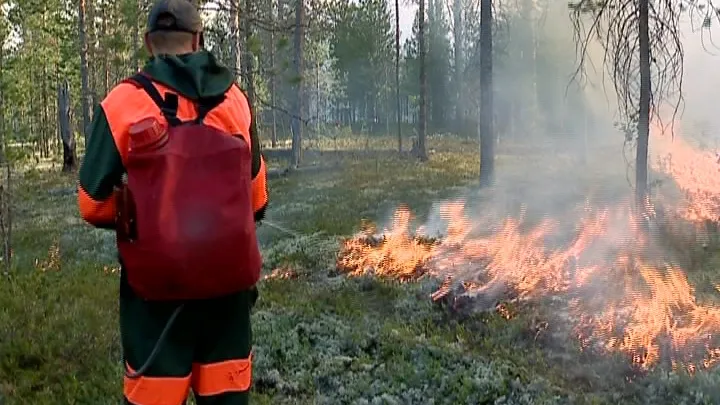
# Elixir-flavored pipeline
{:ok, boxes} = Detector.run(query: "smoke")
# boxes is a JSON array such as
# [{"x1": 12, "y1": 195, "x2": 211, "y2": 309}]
[
  {"x1": 358, "y1": 176, "x2": 716, "y2": 369},
  {"x1": 675, "y1": 19, "x2": 720, "y2": 148},
  {"x1": 342, "y1": 2, "x2": 720, "y2": 373}
]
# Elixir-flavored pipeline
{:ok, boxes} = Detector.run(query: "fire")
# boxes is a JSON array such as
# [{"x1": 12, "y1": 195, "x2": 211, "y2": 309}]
[
  {"x1": 338, "y1": 125, "x2": 720, "y2": 373},
  {"x1": 651, "y1": 123, "x2": 720, "y2": 223},
  {"x1": 336, "y1": 205, "x2": 437, "y2": 280}
]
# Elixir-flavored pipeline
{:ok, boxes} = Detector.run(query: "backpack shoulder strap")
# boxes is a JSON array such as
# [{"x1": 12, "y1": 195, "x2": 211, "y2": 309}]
[
  {"x1": 124, "y1": 73, "x2": 182, "y2": 127},
  {"x1": 195, "y1": 93, "x2": 226, "y2": 124}
]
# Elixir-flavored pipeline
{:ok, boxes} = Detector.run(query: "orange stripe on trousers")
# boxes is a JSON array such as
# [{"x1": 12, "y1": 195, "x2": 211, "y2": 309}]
[
  {"x1": 191, "y1": 352, "x2": 253, "y2": 397},
  {"x1": 123, "y1": 362, "x2": 191, "y2": 405}
]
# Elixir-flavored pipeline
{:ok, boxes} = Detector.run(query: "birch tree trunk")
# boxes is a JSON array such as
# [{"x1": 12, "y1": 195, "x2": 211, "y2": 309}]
[
  {"x1": 229, "y1": 0, "x2": 241, "y2": 82},
  {"x1": 243, "y1": 0, "x2": 256, "y2": 106},
  {"x1": 78, "y1": 0, "x2": 91, "y2": 142}
]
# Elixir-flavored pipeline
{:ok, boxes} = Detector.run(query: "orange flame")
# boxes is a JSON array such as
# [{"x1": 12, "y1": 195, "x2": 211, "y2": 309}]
[
  {"x1": 652, "y1": 122, "x2": 720, "y2": 223},
  {"x1": 338, "y1": 125, "x2": 720, "y2": 372},
  {"x1": 337, "y1": 205, "x2": 436, "y2": 280}
]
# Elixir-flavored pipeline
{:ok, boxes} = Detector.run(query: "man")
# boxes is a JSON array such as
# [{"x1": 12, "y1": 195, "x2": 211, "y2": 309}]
[{"x1": 77, "y1": 0, "x2": 268, "y2": 403}]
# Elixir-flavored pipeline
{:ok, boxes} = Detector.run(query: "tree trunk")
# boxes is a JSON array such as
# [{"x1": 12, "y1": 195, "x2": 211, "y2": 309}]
[
  {"x1": 41, "y1": 62, "x2": 49, "y2": 158},
  {"x1": 316, "y1": 58, "x2": 320, "y2": 132},
  {"x1": 0, "y1": 45, "x2": 7, "y2": 273},
  {"x1": 417, "y1": 0, "x2": 428, "y2": 161},
  {"x1": 453, "y1": 0, "x2": 463, "y2": 130},
  {"x1": 530, "y1": 2, "x2": 538, "y2": 134},
  {"x1": 0, "y1": 44, "x2": 5, "y2": 161},
  {"x1": 385, "y1": 67, "x2": 390, "y2": 136},
  {"x1": 101, "y1": 14, "x2": 109, "y2": 96},
  {"x1": 479, "y1": 0, "x2": 495, "y2": 187},
  {"x1": 636, "y1": 0, "x2": 650, "y2": 207},
  {"x1": 1, "y1": 164, "x2": 11, "y2": 273},
  {"x1": 291, "y1": 0, "x2": 304, "y2": 167},
  {"x1": 78, "y1": 0, "x2": 91, "y2": 143},
  {"x1": 229, "y1": 0, "x2": 241, "y2": 81},
  {"x1": 87, "y1": 0, "x2": 98, "y2": 110},
  {"x1": 243, "y1": 0, "x2": 256, "y2": 106},
  {"x1": 57, "y1": 80, "x2": 77, "y2": 173},
  {"x1": 395, "y1": 0, "x2": 402, "y2": 152},
  {"x1": 133, "y1": 0, "x2": 141, "y2": 71},
  {"x1": 269, "y1": 0, "x2": 278, "y2": 148},
  {"x1": 582, "y1": 105, "x2": 589, "y2": 165}
]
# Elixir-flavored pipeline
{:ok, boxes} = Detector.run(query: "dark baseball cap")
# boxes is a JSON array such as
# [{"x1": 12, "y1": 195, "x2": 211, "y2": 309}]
[{"x1": 147, "y1": 0, "x2": 203, "y2": 33}]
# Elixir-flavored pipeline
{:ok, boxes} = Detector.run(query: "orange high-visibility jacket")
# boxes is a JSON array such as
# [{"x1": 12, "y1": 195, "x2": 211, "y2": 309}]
[{"x1": 78, "y1": 77, "x2": 268, "y2": 228}]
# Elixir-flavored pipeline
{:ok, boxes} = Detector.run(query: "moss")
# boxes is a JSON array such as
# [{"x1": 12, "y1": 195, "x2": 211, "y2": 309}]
[{"x1": 3, "y1": 135, "x2": 720, "y2": 404}]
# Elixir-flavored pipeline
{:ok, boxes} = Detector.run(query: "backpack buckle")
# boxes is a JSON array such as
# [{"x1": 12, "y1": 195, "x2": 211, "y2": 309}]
[
  {"x1": 161, "y1": 106, "x2": 178, "y2": 117},
  {"x1": 161, "y1": 94, "x2": 182, "y2": 126}
]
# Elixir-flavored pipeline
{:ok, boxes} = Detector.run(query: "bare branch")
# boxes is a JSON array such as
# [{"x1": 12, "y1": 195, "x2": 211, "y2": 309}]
[{"x1": 567, "y1": 0, "x2": 698, "y2": 134}]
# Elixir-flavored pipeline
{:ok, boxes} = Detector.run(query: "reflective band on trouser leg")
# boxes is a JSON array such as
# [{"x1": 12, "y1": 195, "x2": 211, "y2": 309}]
[
  {"x1": 124, "y1": 362, "x2": 191, "y2": 405},
  {"x1": 191, "y1": 352, "x2": 253, "y2": 396}
]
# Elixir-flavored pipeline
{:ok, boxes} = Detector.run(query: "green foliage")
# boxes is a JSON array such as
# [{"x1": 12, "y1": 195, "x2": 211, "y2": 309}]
[
  {"x1": 426, "y1": 0, "x2": 452, "y2": 131},
  {"x1": 1, "y1": 0, "x2": 603, "y2": 166},
  {"x1": 401, "y1": 0, "x2": 453, "y2": 132},
  {"x1": 262, "y1": 233, "x2": 338, "y2": 276},
  {"x1": 0, "y1": 270, "x2": 121, "y2": 404},
  {"x1": 2, "y1": 0, "x2": 145, "y2": 164},
  {"x1": 328, "y1": 0, "x2": 394, "y2": 124}
]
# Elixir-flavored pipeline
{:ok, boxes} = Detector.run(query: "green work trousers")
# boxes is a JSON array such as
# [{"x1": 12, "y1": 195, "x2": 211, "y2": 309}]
[{"x1": 119, "y1": 272, "x2": 257, "y2": 405}]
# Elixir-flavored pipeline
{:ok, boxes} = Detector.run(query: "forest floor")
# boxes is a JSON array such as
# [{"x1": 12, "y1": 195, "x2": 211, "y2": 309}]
[{"x1": 2, "y1": 133, "x2": 720, "y2": 405}]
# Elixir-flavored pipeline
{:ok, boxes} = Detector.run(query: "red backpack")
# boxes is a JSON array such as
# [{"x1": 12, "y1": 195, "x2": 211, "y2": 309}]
[{"x1": 115, "y1": 73, "x2": 262, "y2": 301}]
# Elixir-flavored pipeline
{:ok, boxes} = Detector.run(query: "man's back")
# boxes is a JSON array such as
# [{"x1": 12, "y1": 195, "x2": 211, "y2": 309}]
[
  {"x1": 79, "y1": 50, "x2": 268, "y2": 229},
  {"x1": 77, "y1": 6, "x2": 267, "y2": 401}
]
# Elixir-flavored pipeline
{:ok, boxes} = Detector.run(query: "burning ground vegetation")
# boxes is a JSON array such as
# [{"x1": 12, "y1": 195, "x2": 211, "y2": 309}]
[{"x1": 337, "y1": 129, "x2": 720, "y2": 376}]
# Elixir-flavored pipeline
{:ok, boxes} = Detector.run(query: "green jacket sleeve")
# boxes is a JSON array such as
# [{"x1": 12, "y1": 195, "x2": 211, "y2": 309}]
[{"x1": 77, "y1": 105, "x2": 125, "y2": 228}]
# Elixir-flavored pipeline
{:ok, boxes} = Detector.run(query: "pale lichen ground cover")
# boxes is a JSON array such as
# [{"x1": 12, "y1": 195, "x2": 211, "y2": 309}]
[{"x1": 1, "y1": 134, "x2": 720, "y2": 404}]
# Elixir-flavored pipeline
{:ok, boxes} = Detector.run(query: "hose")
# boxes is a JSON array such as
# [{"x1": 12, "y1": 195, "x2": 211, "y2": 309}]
[
  {"x1": 124, "y1": 221, "x2": 297, "y2": 379},
  {"x1": 261, "y1": 220, "x2": 304, "y2": 238},
  {"x1": 125, "y1": 304, "x2": 185, "y2": 379}
]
